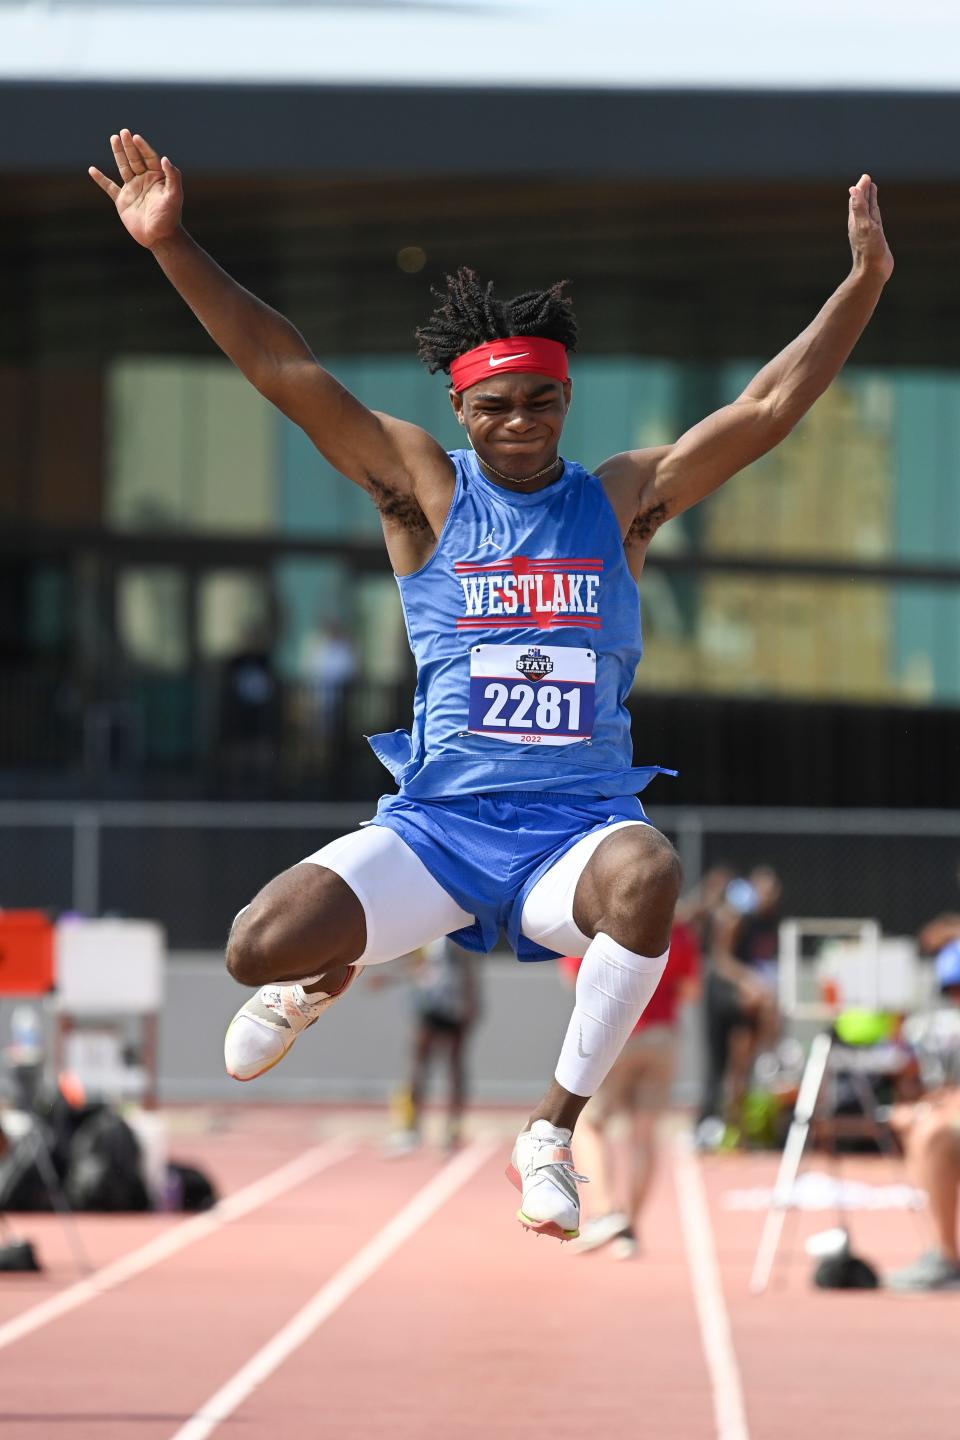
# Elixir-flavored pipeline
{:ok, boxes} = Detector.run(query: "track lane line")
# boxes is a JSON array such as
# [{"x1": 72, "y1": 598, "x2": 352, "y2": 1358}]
[
  {"x1": 169, "y1": 1140, "x2": 496, "y2": 1440},
  {"x1": 672, "y1": 1134, "x2": 750, "y2": 1440},
  {"x1": 0, "y1": 1137, "x2": 355, "y2": 1354}
]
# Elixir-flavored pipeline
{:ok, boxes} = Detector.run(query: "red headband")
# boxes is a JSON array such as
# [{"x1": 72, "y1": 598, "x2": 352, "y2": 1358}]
[{"x1": 448, "y1": 336, "x2": 569, "y2": 393}]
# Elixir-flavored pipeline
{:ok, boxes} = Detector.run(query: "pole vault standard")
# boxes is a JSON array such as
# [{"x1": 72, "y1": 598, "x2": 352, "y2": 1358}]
[{"x1": 749, "y1": 1032, "x2": 832, "y2": 1295}]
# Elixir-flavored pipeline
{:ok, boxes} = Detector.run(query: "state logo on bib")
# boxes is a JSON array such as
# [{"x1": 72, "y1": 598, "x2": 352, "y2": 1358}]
[
  {"x1": 467, "y1": 643, "x2": 595, "y2": 746},
  {"x1": 515, "y1": 647, "x2": 554, "y2": 682}
]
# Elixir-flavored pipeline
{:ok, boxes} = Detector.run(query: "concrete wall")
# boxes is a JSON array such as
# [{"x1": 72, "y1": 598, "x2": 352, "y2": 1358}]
[{"x1": 0, "y1": 953, "x2": 705, "y2": 1108}]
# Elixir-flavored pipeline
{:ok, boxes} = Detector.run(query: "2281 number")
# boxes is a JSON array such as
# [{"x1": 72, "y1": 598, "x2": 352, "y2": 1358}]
[{"x1": 480, "y1": 681, "x2": 582, "y2": 733}]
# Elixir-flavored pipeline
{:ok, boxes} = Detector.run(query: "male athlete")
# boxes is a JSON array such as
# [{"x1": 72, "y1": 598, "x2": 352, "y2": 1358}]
[{"x1": 91, "y1": 131, "x2": 893, "y2": 1240}]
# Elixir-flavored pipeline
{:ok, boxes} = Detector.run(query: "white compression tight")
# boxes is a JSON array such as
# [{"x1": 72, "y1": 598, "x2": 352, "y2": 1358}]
[{"x1": 554, "y1": 932, "x2": 670, "y2": 1097}]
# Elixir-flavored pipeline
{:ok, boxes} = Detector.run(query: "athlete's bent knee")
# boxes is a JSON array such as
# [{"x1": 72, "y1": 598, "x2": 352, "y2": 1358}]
[
  {"x1": 224, "y1": 899, "x2": 305, "y2": 987},
  {"x1": 224, "y1": 865, "x2": 362, "y2": 986},
  {"x1": 590, "y1": 830, "x2": 682, "y2": 952},
  {"x1": 225, "y1": 908, "x2": 274, "y2": 988},
  {"x1": 616, "y1": 833, "x2": 682, "y2": 911}
]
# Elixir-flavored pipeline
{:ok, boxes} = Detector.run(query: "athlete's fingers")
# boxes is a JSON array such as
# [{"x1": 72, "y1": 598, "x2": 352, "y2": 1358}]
[
  {"x1": 89, "y1": 165, "x2": 121, "y2": 201},
  {"x1": 119, "y1": 127, "x2": 146, "y2": 174},
  {"x1": 160, "y1": 154, "x2": 182, "y2": 197},
  {"x1": 849, "y1": 180, "x2": 870, "y2": 229},
  {"x1": 132, "y1": 132, "x2": 162, "y2": 169},
  {"x1": 110, "y1": 133, "x2": 134, "y2": 182}
]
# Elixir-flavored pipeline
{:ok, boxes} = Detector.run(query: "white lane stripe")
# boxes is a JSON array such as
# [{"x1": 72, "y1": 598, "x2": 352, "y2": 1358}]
[
  {"x1": 0, "y1": 1138, "x2": 354, "y2": 1354},
  {"x1": 169, "y1": 1140, "x2": 495, "y2": 1440},
  {"x1": 672, "y1": 1135, "x2": 750, "y2": 1440}
]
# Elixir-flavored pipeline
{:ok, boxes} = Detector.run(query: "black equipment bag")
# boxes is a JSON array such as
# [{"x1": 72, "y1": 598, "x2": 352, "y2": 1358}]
[{"x1": 64, "y1": 1110, "x2": 150, "y2": 1213}]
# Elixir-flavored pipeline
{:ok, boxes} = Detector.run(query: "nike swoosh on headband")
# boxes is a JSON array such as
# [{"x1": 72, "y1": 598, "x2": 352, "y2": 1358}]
[{"x1": 449, "y1": 337, "x2": 568, "y2": 392}]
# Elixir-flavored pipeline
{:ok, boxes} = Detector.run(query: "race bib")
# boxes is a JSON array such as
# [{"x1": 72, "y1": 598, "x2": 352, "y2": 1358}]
[{"x1": 467, "y1": 644, "x2": 596, "y2": 747}]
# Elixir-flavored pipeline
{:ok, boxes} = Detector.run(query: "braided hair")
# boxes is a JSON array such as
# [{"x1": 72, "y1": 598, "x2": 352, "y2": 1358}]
[{"x1": 416, "y1": 267, "x2": 578, "y2": 376}]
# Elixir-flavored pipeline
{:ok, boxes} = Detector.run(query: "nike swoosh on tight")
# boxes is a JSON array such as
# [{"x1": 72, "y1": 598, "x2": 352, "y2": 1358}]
[{"x1": 489, "y1": 352, "x2": 530, "y2": 366}]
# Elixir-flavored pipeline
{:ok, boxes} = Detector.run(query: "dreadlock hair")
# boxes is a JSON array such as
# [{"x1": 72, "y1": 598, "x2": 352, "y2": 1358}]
[{"x1": 415, "y1": 267, "x2": 578, "y2": 376}]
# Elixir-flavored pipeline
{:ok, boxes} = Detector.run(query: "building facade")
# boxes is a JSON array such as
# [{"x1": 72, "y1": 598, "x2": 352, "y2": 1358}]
[{"x1": 4, "y1": 6, "x2": 960, "y2": 806}]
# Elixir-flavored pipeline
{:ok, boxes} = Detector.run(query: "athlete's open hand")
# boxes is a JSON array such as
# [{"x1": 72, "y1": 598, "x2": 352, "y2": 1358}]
[
  {"x1": 88, "y1": 129, "x2": 183, "y2": 249},
  {"x1": 848, "y1": 173, "x2": 893, "y2": 281}
]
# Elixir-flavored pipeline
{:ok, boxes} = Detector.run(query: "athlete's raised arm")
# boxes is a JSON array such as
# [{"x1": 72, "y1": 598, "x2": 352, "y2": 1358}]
[
  {"x1": 89, "y1": 130, "x2": 453, "y2": 566},
  {"x1": 597, "y1": 174, "x2": 894, "y2": 562}
]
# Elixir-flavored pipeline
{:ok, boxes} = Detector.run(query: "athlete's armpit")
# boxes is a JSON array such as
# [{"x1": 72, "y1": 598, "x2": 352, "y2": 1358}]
[
  {"x1": 625, "y1": 502, "x2": 667, "y2": 548},
  {"x1": 367, "y1": 475, "x2": 434, "y2": 535},
  {"x1": 595, "y1": 446, "x2": 671, "y2": 542}
]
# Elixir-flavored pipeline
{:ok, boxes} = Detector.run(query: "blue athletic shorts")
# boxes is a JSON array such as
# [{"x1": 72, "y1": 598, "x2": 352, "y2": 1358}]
[{"x1": 368, "y1": 791, "x2": 650, "y2": 961}]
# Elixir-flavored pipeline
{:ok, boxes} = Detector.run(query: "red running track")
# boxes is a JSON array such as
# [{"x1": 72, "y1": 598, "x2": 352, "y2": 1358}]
[{"x1": 0, "y1": 1108, "x2": 956, "y2": 1439}]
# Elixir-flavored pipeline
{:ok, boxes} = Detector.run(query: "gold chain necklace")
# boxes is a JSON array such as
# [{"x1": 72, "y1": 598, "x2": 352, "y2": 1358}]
[{"x1": 476, "y1": 453, "x2": 563, "y2": 486}]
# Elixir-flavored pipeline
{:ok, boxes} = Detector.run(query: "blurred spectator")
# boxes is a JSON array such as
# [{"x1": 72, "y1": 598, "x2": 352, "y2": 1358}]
[
  {"x1": 385, "y1": 937, "x2": 480, "y2": 1156},
  {"x1": 916, "y1": 862, "x2": 960, "y2": 955},
  {"x1": 559, "y1": 921, "x2": 701, "y2": 1257},
  {"x1": 732, "y1": 866, "x2": 783, "y2": 999},
  {"x1": 676, "y1": 864, "x2": 733, "y2": 953},
  {"x1": 695, "y1": 865, "x2": 783, "y2": 1145},
  {"x1": 304, "y1": 619, "x2": 357, "y2": 738},
  {"x1": 886, "y1": 941, "x2": 960, "y2": 1292},
  {"x1": 218, "y1": 623, "x2": 281, "y2": 784}
]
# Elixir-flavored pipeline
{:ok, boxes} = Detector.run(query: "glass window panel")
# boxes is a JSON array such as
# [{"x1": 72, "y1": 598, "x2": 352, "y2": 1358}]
[
  {"x1": 198, "y1": 570, "x2": 273, "y2": 660},
  {"x1": 638, "y1": 571, "x2": 960, "y2": 705},
  {"x1": 353, "y1": 574, "x2": 407, "y2": 685},
  {"x1": 273, "y1": 557, "x2": 344, "y2": 680},
  {"x1": 193, "y1": 365, "x2": 276, "y2": 532},
  {"x1": 700, "y1": 367, "x2": 894, "y2": 561},
  {"x1": 690, "y1": 362, "x2": 960, "y2": 567},
  {"x1": 560, "y1": 357, "x2": 681, "y2": 473},
  {"x1": 893, "y1": 583, "x2": 960, "y2": 705},
  {"x1": 893, "y1": 371, "x2": 960, "y2": 565},
  {"x1": 104, "y1": 350, "x2": 960, "y2": 572},
  {"x1": 274, "y1": 556, "x2": 363, "y2": 765},
  {"x1": 273, "y1": 558, "x2": 406, "y2": 685},
  {"x1": 638, "y1": 572, "x2": 897, "y2": 702},
  {"x1": 26, "y1": 562, "x2": 70, "y2": 655},
  {"x1": 278, "y1": 416, "x2": 376, "y2": 542},
  {"x1": 108, "y1": 358, "x2": 190, "y2": 529},
  {"x1": 107, "y1": 357, "x2": 276, "y2": 533},
  {"x1": 116, "y1": 567, "x2": 187, "y2": 672}
]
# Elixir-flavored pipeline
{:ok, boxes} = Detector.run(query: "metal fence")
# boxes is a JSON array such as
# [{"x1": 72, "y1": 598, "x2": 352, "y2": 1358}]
[{"x1": 2, "y1": 801, "x2": 960, "y2": 951}]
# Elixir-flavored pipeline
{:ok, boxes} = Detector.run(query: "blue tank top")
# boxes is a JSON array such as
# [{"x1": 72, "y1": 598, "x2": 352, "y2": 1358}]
[{"x1": 367, "y1": 448, "x2": 674, "y2": 799}]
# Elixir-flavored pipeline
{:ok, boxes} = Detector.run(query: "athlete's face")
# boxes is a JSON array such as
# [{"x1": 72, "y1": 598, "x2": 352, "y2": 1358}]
[{"x1": 451, "y1": 373, "x2": 571, "y2": 488}]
